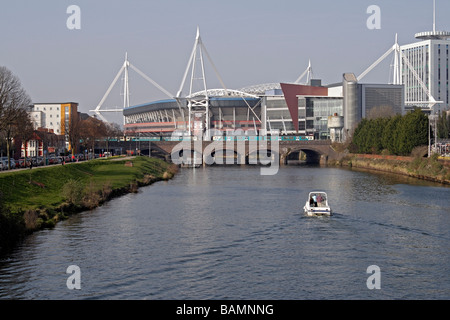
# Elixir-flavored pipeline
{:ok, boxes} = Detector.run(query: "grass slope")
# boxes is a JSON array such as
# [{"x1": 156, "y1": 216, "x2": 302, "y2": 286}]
[{"x1": 0, "y1": 156, "x2": 172, "y2": 212}]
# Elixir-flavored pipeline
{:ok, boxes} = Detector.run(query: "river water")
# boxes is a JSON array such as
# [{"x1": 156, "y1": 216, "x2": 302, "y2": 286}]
[{"x1": 0, "y1": 165, "x2": 449, "y2": 300}]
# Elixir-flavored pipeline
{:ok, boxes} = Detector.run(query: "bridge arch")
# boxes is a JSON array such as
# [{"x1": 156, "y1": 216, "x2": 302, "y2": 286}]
[
  {"x1": 283, "y1": 146, "x2": 327, "y2": 164},
  {"x1": 169, "y1": 142, "x2": 203, "y2": 165},
  {"x1": 246, "y1": 148, "x2": 279, "y2": 166},
  {"x1": 204, "y1": 148, "x2": 243, "y2": 165}
]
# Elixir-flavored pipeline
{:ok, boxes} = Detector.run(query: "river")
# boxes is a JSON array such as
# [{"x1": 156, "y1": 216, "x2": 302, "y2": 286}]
[{"x1": 0, "y1": 165, "x2": 449, "y2": 300}]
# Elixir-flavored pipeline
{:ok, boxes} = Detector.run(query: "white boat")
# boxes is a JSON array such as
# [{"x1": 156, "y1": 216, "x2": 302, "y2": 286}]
[{"x1": 303, "y1": 191, "x2": 332, "y2": 216}]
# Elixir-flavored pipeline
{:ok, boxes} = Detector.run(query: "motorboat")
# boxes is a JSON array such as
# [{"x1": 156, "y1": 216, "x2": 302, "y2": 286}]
[{"x1": 303, "y1": 191, "x2": 332, "y2": 216}]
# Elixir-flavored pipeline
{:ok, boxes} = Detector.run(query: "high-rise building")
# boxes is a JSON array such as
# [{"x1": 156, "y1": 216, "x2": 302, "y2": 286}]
[
  {"x1": 399, "y1": 1, "x2": 450, "y2": 113},
  {"x1": 400, "y1": 36, "x2": 449, "y2": 113}
]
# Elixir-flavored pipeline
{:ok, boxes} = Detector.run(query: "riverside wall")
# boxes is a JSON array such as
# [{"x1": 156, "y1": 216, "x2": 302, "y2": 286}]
[{"x1": 329, "y1": 153, "x2": 450, "y2": 185}]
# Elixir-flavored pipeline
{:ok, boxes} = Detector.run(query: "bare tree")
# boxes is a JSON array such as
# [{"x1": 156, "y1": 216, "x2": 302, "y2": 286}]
[
  {"x1": 79, "y1": 116, "x2": 107, "y2": 155},
  {"x1": 367, "y1": 105, "x2": 395, "y2": 120},
  {"x1": 67, "y1": 112, "x2": 81, "y2": 155},
  {"x1": 16, "y1": 112, "x2": 35, "y2": 161},
  {"x1": 0, "y1": 66, "x2": 32, "y2": 169},
  {"x1": 104, "y1": 122, "x2": 123, "y2": 154}
]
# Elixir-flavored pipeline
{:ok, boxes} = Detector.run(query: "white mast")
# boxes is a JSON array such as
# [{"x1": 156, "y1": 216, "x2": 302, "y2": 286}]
[
  {"x1": 177, "y1": 27, "x2": 228, "y2": 139},
  {"x1": 393, "y1": 34, "x2": 400, "y2": 85},
  {"x1": 91, "y1": 53, "x2": 173, "y2": 123},
  {"x1": 433, "y1": 0, "x2": 436, "y2": 33},
  {"x1": 123, "y1": 52, "x2": 130, "y2": 111},
  {"x1": 295, "y1": 59, "x2": 313, "y2": 85}
]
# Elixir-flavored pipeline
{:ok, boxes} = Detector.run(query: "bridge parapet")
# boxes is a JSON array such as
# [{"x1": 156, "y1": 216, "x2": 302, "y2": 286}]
[{"x1": 150, "y1": 139, "x2": 340, "y2": 165}]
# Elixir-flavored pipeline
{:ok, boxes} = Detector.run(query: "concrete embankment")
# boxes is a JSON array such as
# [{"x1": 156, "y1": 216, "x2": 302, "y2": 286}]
[
  {"x1": 329, "y1": 153, "x2": 450, "y2": 185},
  {"x1": 0, "y1": 156, "x2": 177, "y2": 255}
]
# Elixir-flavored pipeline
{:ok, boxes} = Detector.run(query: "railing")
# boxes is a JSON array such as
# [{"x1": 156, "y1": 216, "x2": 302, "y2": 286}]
[{"x1": 127, "y1": 135, "x2": 318, "y2": 142}]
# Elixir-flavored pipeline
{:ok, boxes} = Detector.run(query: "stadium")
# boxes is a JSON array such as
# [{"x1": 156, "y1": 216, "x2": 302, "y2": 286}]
[
  {"x1": 123, "y1": 91, "x2": 265, "y2": 139},
  {"x1": 91, "y1": 16, "x2": 449, "y2": 142}
]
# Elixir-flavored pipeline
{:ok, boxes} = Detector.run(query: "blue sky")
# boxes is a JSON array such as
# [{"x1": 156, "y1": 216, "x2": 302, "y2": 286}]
[{"x1": 1, "y1": 0, "x2": 448, "y2": 123}]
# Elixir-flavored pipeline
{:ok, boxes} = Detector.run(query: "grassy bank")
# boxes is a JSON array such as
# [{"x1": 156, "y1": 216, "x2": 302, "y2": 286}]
[
  {"x1": 330, "y1": 153, "x2": 450, "y2": 185},
  {"x1": 0, "y1": 156, "x2": 177, "y2": 254}
]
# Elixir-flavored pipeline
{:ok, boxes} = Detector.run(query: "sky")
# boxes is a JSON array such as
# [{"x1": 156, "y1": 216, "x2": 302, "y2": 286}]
[{"x1": 1, "y1": 0, "x2": 449, "y2": 124}]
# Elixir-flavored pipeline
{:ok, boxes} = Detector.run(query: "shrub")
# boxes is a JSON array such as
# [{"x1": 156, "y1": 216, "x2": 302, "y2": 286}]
[
  {"x1": 101, "y1": 182, "x2": 113, "y2": 201},
  {"x1": 62, "y1": 179, "x2": 84, "y2": 206},
  {"x1": 82, "y1": 180, "x2": 102, "y2": 209},
  {"x1": 23, "y1": 210, "x2": 40, "y2": 230},
  {"x1": 129, "y1": 181, "x2": 138, "y2": 193}
]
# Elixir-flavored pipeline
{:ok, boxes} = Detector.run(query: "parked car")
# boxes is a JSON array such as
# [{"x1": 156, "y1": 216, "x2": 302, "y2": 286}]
[
  {"x1": 18, "y1": 158, "x2": 25, "y2": 168},
  {"x1": 37, "y1": 157, "x2": 44, "y2": 166},
  {"x1": 49, "y1": 156, "x2": 59, "y2": 164},
  {"x1": 0, "y1": 158, "x2": 16, "y2": 170},
  {"x1": 18, "y1": 158, "x2": 33, "y2": 168}
]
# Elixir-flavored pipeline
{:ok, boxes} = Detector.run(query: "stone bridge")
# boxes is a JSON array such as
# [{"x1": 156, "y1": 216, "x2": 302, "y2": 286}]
[{"x1": 148, "y1": 140, "x2": 340, "y2": 165}]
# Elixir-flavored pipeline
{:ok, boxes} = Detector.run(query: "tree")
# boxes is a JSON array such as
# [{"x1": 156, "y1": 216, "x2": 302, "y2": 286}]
[
  {"x1": 352, "y1": 118, "x2": 370, "y2": 153},
  {"x1": 79, "y1": 116, "x2": 108, "y2": 155},
  {"x1": 104, "y1": 122, "x2": 123, "y2": 155},
  {"x1": 437, "y1": 111, "x2": 449, "y2": 139},
  {"x1": 16, "y1": 112, "x2": 35, "y2": 161},
  {"x1": 367, "y1": 105, "x2": 395, "y2": 120},
  {"x1": 395, "y1": 108, "x2": 428, "y2": 155},
  {"x1": 67, "y1": 112, "x2": 81, "y2": 155},
  {"x1": 352, "y1": 108, "x2": 429, "y2": 156},
  {"x1": 0, "y1": 66, "x2": 32, "y2": 169},
  {"x1": 352, "y1": 117, "x2": 389, "y2": 154},
  {"x1": 381, "y1": 114, "x2": 401, "y2": 154}
]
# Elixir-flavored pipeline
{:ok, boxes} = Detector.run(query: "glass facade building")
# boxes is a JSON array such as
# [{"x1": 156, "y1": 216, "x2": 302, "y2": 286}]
[
  {"x1": 304, "y1": 97, "x2": 343, "y2": 140},
  {"x1": 264, "y1": 95, "x2": 343, "y2": 139}
]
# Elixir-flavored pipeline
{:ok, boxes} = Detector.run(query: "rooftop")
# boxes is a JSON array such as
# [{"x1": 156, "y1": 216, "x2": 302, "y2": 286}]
[{"x1": 415, "y1": 30, "x2": 450, "y2": 40}]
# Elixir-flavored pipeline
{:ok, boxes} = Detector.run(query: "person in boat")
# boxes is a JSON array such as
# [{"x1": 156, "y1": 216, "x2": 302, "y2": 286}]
[
  {"x1": 316, "y1": 193, "x2": 323, "y2": 206},
  {"x1": 312, "y1": 194, "x2": 317, "y2": 207}
]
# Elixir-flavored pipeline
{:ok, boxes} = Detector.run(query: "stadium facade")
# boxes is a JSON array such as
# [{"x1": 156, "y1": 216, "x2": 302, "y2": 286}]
[{"x1": 123, "y1": 77, "x2": 404, "y2": 141}]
